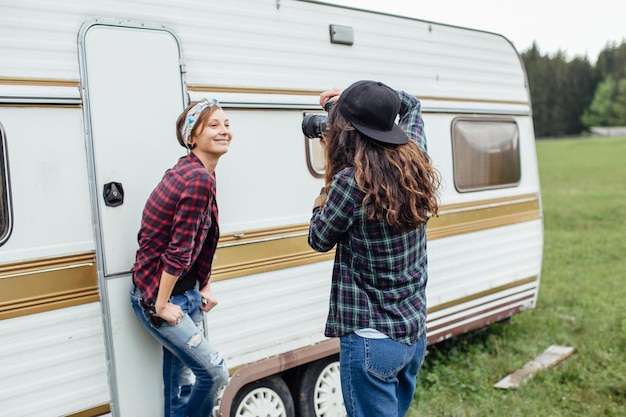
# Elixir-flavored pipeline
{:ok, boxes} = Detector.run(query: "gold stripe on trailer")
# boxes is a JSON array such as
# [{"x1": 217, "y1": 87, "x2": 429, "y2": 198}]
[
  {"x1": 188, "y1": 84, "x2": 529, "y2": 106},
  {"x1": 0, "y1": 78, "x2": 529, "y2": 107},
  {"x1": 0, "y1": 78, "x2": 528, "y2": 107},
  {"x1": 0, "y1": 252, "x2": 98, "y2": 320},
  {"x1": 425, "y1": 276, "x2": 539, "y2": 344},
  {"x1": 427, "y1": 193, "x2": 541, "y2": 240},
  {"x1": 211, "y1": 224, "x2": 335, "y2": 282},
  {"x1": 65, "y1": 404, "x2": 111, "y2": 417},
  {"x1": 0, "y1": 77, "x2": 82, "y2": 108},
  {"x1": 211, "y1": 193, "x2": 541, "y2": 281},
  {"x1": 0, "y1": 77, "x2": 79, "y2": 87},
  {"x1": 427, "y1": 275, "x2": 539, "y2": 315},
  {"x1": 0, "y1": 193, "x2": 540, "y2": 316}
]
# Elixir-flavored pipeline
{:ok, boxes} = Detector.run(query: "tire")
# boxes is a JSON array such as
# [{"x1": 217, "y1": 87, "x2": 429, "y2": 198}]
[
  {"x1": 231, "y1": 376, "x2": 295, "y2": 417},
  {"x1": 296, "y1": 356, "x2": 347, "y2": 417}
]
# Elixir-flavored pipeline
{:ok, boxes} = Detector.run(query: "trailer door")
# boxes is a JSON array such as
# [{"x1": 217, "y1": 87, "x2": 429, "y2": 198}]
[{"x1": 79, "y1": 20, "x2": 186, "y2": 416}]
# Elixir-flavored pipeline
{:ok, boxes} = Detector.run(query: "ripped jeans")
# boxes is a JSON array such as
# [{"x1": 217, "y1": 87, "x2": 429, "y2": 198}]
[{"x1": 130, "y1": 287, "x2": 229, "y2": 417}]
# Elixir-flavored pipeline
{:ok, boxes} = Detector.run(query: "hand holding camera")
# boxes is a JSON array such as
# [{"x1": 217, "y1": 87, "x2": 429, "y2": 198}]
[{"x1": 301, "y1": 88, "x2": 343, "y2": 140}]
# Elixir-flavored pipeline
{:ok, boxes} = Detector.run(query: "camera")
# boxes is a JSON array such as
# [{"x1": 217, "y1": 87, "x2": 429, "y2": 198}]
[{"x1": 302, "y1": 100, "x2": 334, "y2": 139}]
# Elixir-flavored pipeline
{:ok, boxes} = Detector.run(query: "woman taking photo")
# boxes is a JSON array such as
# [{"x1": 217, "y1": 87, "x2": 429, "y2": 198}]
[{"x1": 308, "y1": 80, "x2": 440, "y2": 417}]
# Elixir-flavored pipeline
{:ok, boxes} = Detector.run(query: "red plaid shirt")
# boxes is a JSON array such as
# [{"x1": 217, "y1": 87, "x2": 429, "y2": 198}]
[{"x1": 132, "y1": 153, "x2": 219, "y2": 306}]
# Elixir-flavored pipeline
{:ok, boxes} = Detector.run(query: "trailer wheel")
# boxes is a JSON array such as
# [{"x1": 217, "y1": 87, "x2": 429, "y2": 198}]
[
  {"x1": 296, "y1": 356, "x2": 346, "y2": 417},
  {"x1": 231, "y1": 376, "x2": 295, "y2": 417}
]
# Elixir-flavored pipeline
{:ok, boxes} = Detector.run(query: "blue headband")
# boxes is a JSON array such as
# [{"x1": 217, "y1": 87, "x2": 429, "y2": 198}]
[{"x1": 180, "y1": 99, "x2": 220, "y2": 146}]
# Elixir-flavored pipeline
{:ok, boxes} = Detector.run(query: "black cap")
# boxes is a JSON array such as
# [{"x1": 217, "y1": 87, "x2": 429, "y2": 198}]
[{"x1": 336, "y1": 80, "x2": 408, "y2": 145}]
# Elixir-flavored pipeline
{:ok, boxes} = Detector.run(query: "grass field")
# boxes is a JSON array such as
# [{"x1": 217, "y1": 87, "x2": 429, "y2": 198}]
[{"x1": 409, "y1": 136, "x2": 626, "y2": 416}]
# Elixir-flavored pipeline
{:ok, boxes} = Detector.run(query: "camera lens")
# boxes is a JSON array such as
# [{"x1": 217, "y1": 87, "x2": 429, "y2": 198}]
[
  {"x1": 302, "y1": 114, "x2": 328, "y2": 139},
  {"x1": 302, "y1": 100, "x2": 334, "y2": 139}
]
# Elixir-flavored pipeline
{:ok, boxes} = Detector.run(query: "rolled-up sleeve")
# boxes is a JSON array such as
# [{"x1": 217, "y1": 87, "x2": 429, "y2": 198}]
[
  {"x1": 308, "y1": 171, "x2": 356, "y2": 252},
  {"x1": 162, "y1": 174, "x2": 210, "y2": 276},
  {"x1": 397, "y1": 90, "x2": 427, "y2": 153}
]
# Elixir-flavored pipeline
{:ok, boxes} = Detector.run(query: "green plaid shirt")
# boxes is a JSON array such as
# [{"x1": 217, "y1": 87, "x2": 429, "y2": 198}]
[{"x1": 308, "y1": 91, "x2": 428, "y2": 345}]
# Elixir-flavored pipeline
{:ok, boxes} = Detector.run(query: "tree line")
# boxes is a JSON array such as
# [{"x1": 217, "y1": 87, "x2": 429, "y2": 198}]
[{"x1": 521, "y1": 40, "x2": 626, "y2": 138}]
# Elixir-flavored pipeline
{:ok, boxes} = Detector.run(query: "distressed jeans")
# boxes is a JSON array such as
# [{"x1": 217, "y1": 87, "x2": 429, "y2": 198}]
[
  {"x1": 340, "y1": 333, "x2": 427, "y2": 417},
  {"x1": 130, "y1": 287, "x2": 229, "y2": 417}
]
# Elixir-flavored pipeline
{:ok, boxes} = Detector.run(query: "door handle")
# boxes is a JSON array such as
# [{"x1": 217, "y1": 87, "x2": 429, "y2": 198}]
[{"x1": 103, "y1": 182, "x2": 124, "y2": 207}]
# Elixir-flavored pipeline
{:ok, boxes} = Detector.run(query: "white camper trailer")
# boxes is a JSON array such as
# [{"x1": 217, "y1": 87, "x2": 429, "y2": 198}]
[{"x1": 0, "y1": 1, "x2": 543, "y2": 416}]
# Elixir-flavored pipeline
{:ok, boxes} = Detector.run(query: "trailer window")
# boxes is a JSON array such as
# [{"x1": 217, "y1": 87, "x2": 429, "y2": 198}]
[
  {"x1": 0, "y1": 123, "x2": 12, "y2": 246},
  {"x1": 452, "y1": 118, "x2": 521, "y2": 192},
  {"x1": 303, "y1": 111, "x2": 326, "y2": 178}
]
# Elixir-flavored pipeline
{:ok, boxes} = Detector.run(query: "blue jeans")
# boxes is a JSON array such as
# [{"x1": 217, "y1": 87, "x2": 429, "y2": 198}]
[
  {"x1": 340, "y1": 333, "x2": 427, "y2": 417},
  {"x1": 130, "y1": 287, "x2": 229, "y2": 417}
]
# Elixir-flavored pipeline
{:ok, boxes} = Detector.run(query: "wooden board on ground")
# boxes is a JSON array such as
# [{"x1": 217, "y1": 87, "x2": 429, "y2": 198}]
[{"x1": 494, "y1": 345, "x2": 575, "y2": 389}]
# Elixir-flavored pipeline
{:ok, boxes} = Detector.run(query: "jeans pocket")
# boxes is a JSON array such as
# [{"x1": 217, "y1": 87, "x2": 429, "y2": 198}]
[
  {"x1": 189, "y1": 288, "x2": 202, "y2": 307},
  {"x1": 130, "y1": 288, "x2": 164, "y2": 329},
  {"x1": 365, "y1": 338, "x2": 414, "y2": 379}
]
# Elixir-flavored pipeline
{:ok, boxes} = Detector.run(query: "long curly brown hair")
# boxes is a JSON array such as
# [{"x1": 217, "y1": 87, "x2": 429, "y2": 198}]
[{"x1": 324, "y1": 108, "x2": 440, "y2": 231}]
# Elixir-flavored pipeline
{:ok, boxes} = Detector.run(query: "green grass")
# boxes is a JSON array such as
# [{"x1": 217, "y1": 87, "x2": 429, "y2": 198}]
[{"x1": 409, "y1": 136, "x2": 626, "y2": 416}]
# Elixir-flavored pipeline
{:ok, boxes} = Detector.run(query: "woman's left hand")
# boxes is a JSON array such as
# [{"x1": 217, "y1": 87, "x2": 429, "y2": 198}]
[
  {"x1": 320, "y1": 87, "x2": 342, "y2": 108},
  {"x1": 199, "y1": 284, "x2": 218, "y2": 312}
]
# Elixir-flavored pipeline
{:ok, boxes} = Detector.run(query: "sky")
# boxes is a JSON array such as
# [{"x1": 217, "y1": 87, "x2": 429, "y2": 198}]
[{"x1": 328, "y1": 0, "x2": 626, "y2": 62}]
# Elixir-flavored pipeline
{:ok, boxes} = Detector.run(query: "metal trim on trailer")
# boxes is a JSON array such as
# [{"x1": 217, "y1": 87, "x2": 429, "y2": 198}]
[
  {"x1": 0, "y1": 122, "x2": 13, "y2": 247},
  {"x1": 0, "y1": 78, "x2": 82, "y2": 106},
  {"x1": 0, "y1": 78, "x2": 531, "y2": 115},
  {"x1": 189, "y1": 84, "x2": 530, "y2": 106},
  {"x1": 77, "y1": 19, "x2": 188, "y2": 417}
]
